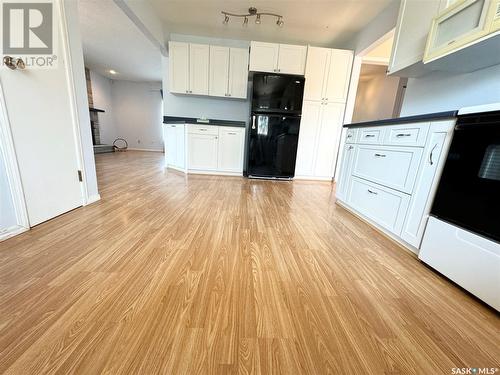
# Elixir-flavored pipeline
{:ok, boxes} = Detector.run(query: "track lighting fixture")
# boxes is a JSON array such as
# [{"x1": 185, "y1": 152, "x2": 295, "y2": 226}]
[{"x1": 221, "y1": 7, "x2": 284, "y2": 27}]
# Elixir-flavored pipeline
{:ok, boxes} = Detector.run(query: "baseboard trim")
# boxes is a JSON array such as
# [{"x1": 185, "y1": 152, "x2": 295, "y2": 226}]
[
  {"x1": 294, "y1": 175, "x2": 334, "y2": 181},
  {"x1": 188, "y1": 170, "x2": 243, "y2": 177},
  {"x1": 127, "y1": 148, "x2": 163, "y2": 153},
  {"x1": 85, "y1": 194, "x2": 101, "y2": 205},
  {"x1": 0, "y1": 225, "x2": 29, "y2": 242}
]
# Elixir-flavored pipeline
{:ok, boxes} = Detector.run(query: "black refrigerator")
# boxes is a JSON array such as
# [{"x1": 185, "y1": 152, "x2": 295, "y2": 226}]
[{"x1": 246, "y1": 73, "x2": 305, "y2": 179}]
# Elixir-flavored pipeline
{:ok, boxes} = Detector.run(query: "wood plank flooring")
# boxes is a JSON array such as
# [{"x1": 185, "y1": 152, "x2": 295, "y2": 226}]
[{"x1": 0, "y1": 151, "x2": 498, "y2": 374}]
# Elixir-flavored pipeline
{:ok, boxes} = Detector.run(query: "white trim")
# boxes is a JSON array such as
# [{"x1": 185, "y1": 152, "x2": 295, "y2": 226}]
[
  {"x1": 458, "y1": 102, "x2": 500, "y2": 115},
  {"x1": 361, "y1": 57, "x2": 390, "y2": 65},
  {"x1": 0, "y1": 225, "x2": 29, "y2": 242},
  {"x1": 127, "y1": 148, "x2": 164, "y2": 152},
  {"x1": 85, "y1": 194, "x2": 101, "y2": 205},
  {"x1": 187, "y1": 170, "x2": 242, "y2": 177},
  {"x1": 166, "y1": 165, "x2": 187, "y2": 173},
  {"x1": 0, "y1": 80, "x2": 30, "y2": 231},
  {"x1": 294, "y1": 176, "x2": 333, "y2": 181},
  {"x1": 58, "y1": 0, "x2": 90, "y2": 206}
]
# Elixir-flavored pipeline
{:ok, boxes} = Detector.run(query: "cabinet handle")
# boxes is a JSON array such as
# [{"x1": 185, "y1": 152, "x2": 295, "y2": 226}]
[
  {"x1": 228, "y1": 93, "x2": 231, "y2": 97},
  {"x1": 365, "y1": 134, "x2": 376, "y2": 138},
  {"x1": 171, "y1": 125, "x2": 176, "y2": 128},
  {"x1": 429, "y1": 144, "x2": 438, "y2": 166},
  {"x1": 374, "y1": 153, "x2": 386, "y2": 158},
  {"x1": 186, "y1": 90, "x2": 189, "y2": 93},
  {"x1": 325, "y1": 98, "x2": 328, "y2": 101},
  {"x1": 367, "y1": 189, "x2": 378, "y2": 195},
  {"x1": 396, "y1": 133, "x2": 411, "y2": 137},
  {"x1": 252, "y1": 115, "x2": 256, "y2": 130},
  {"x1": 347, "y1": 134, "x2": 352, "y2": 138},
  {"x1": 199, "y1": 128, "x2": 208, "y2": 131},
  {"x1": 348, "y1": 146, "x2": 354, "y2": 150},
  {"x1": 227, "y1": 132, "x2": 237, "y2": 135},
  {"x1": 215, "y1": 136, "x2": 218, "y2": 139}
]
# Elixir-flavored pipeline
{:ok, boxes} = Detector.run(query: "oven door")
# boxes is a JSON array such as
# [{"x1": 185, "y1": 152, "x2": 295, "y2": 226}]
[{"x1": 431, "y1": 111, "x2": 500, "y2": 243}]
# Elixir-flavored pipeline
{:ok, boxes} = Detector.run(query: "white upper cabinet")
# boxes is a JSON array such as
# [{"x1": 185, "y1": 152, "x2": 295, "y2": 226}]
[
  {"x1": 277, "y1": 44, "x2": 308, "y2": 75},
  {"x1": 249, "y1": 41, "x2": 280, "y2": 72},
  {"x1": 228, "y1": 48, "x2": 249, "y2": 99},
  {"x1": 209, "y1": 46, "x2": 230, "y2": 97},
  {"x1": 388, "y1": 0, "x2": 443, "y2": 77},
  {"x1": 169, "y1": 42, "x2": 190, "y2": 94},
  {"x1": 303, "y1": 47, "x2": 353, "y2": 103},
  {"x1": 324, "y1": 50, "x2": 353, "y2": 103},
  {"x1": 249, "y1": 41, "x2": 307, "y2": 75},
  {"x1": 303, "y1": 47, "x2": 330, "y2": 101},
  {"x1": 170, "y1": 42, "x2": 248, "y2": 98},
  {"x1": 189, "y1": 44, "x2": 210, "y2": 95}
]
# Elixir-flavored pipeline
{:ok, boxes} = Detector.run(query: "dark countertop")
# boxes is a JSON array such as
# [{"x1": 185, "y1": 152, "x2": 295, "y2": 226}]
[
  {"x1": 343, "y1": 110, "x2": 457, "y2": 128},
  {"x1": 163, "y1": 116, "x2": 246, "y2": 128}
]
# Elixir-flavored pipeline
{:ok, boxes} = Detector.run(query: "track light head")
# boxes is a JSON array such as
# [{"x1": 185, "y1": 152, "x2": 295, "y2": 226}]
[
  {"x1": 243, "y1": 16, "x2": 248, "y2": 26},
  {"x1": 255, "y1": 14, "x2": 261, "y2": 24},
  {"x1": 277, "y1": 17, "x2": 284, "y2": 27},
  {"x1": 223, "y1": 14, "x2": 229, "y2": 24}
]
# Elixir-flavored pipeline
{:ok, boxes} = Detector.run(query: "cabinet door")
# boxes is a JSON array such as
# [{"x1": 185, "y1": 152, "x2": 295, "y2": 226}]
[
  {"x1": 295, "y1": 101, "x2": 322, "y2": 176},
  {"x1": 314, "y1": 102, "x2": 345, "y2": 177},
  {"x1": 209, "y1": 46, "x2": 230, "y2": 97},
  {"x1": 218, "y1": 127, "x2": 245, "y2": 172},
  {"x1": 189, "y1": 43, "x2": 210, "y2": 95},
  {"x1": 175, "y1": 125, "x2": 186, "y2": 169},
  {"x1": 228, "y1": 48, "x2": 249, "y2": 99},
  {"x1": 168, "y1": 42, "x2": 189, "y2": 94},
  {"x1": 336, "y1": 143, "x2": 356, "y2": 201},
  {"x1": 249, "y1": 41, "x2": 279, "y2": 72},
  {"x1": 277, "y1": 44, "x2": 307, "y2": 75},
  {"x1": 188, "y1": 133, "x2": 218, "y2": 170},
  {"x1": 401, "y1": 122, "x2": 452, "y2": 248},
  {"x1": 323, "y1": 50, "x2": 353, "y2": 103},
  {"x1": 165, "y1": 124, "x2": 178, "y2": 167},
  {"x1": 388, "y1": 0, "x2": 442, "y2": 74},
  {"x1": 303, "y1": 46, "x2": 330, "y2": 101}
]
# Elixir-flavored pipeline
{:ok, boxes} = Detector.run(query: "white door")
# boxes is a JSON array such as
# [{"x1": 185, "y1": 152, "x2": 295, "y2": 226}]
[
  {"x1": 168, "y1": 42, "x2": 190, "y2": 94},
  {"x1": 175, "y1": 125, "x2": 186, "y2": 169},
  {"x1": 277, "y1": 44, "x2": 307, "y2": 75},
  {"x1": 209, "y1": 46, "x2": 230, "y2": 97},
  {"x1": 218, "y1": 127, "x2": 245, "y2": 172},
  {"x1": 165, "y1": 125, "x2": 178, "y2": 167},
  {"x1": 314, "y1": 103, "x2": 345, "y2": 177},
  {"x1": 249, "y1": 41, "x2": 279, "y2": 72},
  {"x1": 1, "y1": 60, "x2": 83, "y2": 226},
  {"x1": 303, "y1": 47, "x2": 330, "y2": 101},
  {"x1": 189, "y1": 43, "x2": 210, "y2": 95},
  {"x1": 295, "y1": 101, "x2": 322, "y2": 176},
  {"x1": 324, "y1": 50, "x2": 353, "y2": 103},
  {"x1": 228, "y1": 48, "x2": 249, "y2": 99},
  {"x1": 188, "y1": 134, "x2": 218, "y2": 170}
]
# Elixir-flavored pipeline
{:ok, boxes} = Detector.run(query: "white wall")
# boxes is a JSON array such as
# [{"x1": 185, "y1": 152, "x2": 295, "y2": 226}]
[
  {"x1": 162, "y1": 34, "x2": 251, "y2": 123},
  {"x1": 400, "y1": 64, "x2": 500, "y2": 116},
  {"x1": 111, "y1": 80, "x2": 163, "y2": 151},
  {"x1": 90, "y1": 70, "x2": 116, "y2": 145},
  {"x1": 352, "y1": 64, "x2": 401, "y2": 122}
]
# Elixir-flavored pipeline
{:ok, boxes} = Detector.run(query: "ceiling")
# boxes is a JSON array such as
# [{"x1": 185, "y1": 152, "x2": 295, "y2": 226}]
[
  {"x1": 147, "y1": 0, "x2": 394, "y2": 47},
  {"x1": 78, "y1": 0, "x2": 162, "y2": 82}
]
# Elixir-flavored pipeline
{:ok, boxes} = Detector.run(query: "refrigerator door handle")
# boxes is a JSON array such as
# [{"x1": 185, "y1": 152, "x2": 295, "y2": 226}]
[{"x1": 252, "y1": 115, "x2": 256, "y2": 130}]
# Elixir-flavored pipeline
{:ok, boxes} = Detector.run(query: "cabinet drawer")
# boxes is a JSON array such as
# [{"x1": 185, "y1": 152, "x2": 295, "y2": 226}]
[
  {"x1": 357, "y1": 128, "x2": 385, "y2": 144},
  {"x1": 383, "y1": 123, "x2": 429, "y2": 147},
  {"x1": 352, "y1": 145, "x2": 423, "y2": 194},
  {"x1": 347, "y1": 177, "x2": 410, "y2": 235},
  {"x1": 219, "y1": 126, "x2": 245, "y2": 136},
  {"x1": 188, "y1": 124, "x2": 219, "y2": 135},
  {"x1": 345, "y1": 128, "x2": 357, "y2": 144}
]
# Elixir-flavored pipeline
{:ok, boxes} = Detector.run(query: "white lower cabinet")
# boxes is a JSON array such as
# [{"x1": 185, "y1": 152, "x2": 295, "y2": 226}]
[
  {"x1": 295, "y1": 101, "x2": 345, "y2": 179},
  {"x1": 164, "y1": 124, "x2": 245, "y2": 175},
  {"x1": 164, "y1": 124, "x2": 186, "y2": 171},
  {"x1": 217, "y1": 127, "x2": 245, "y2": 173},
  {"x1": 336, "y1": 120, "x2": 455, "y2": 252},
  {"x1": 188, "y1": 133, "x2": 219, "y2": 171},
  {"x1": 347, "y1": 177, "x2": 410, "y2": 235}
]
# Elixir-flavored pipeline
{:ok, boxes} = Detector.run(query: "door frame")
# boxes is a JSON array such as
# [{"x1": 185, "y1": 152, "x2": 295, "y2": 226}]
[
  {"x1": 0, "y1": 82, "x2": 30, "y2": 241},
  {"x1": 334, "y1": 28, "x2": 395, "y2": 182}
]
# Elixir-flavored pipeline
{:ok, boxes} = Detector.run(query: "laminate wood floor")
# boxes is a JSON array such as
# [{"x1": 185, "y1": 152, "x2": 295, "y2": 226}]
[{"x1": 0, "y1": 151, "x2": 498, "y2": 374}]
